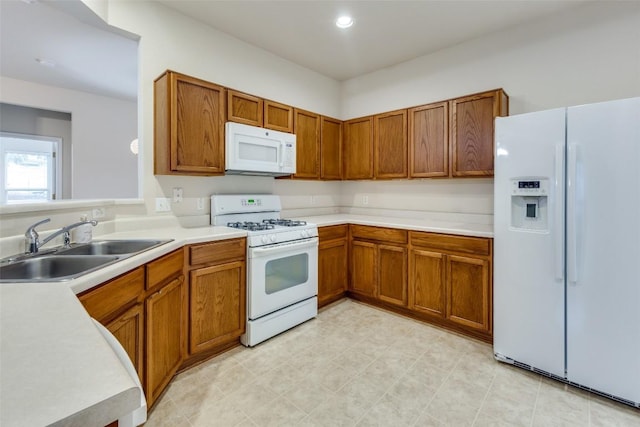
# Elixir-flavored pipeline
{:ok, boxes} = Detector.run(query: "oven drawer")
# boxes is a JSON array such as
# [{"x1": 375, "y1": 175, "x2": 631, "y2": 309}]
[{"x1": 189, "y1": 238, "x2": 246, "y2": 266}]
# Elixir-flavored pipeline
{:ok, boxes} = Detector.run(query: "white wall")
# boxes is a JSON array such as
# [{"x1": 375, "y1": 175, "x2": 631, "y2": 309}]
[
  {"x1": 338, "y1": 1, "x2": 640, "y2": 219},
  {"x1": 0, "y1": 77, "x2": 138, "y2": 199},
  {"x1": 106, "y1": 1, "x2": 342, "y2": 218}
]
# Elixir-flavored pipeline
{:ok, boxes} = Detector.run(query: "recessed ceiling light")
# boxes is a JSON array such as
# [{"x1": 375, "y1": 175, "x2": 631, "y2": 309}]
[
  {"x1": 336, "y1": 15, "x2": 354, "y2": 29},
  {"x1": 35, "y1": 58, "x2": 56, "y2": 68}
]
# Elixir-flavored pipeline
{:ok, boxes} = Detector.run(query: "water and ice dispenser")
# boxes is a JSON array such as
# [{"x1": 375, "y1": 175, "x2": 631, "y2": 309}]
[{"x1": 510, "y1": 178, "x2": 549, "y2": 231}]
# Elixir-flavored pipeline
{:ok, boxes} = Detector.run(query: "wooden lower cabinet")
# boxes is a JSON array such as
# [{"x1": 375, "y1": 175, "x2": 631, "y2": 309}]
[
  {"x1": 189, "y1": 261, "x2": 246, "y2": 353},
  {"x1": 186, "y1": 238, "x2": 247, "y2": 358},
  {"x1": 409, "y1": 231, "x2": 492, "y2": 340},
  {"x1": 318, "y1": 225, "x2": 348, "y2": 307},
  {"x1": 349, "y1": 226, "x2": 408, "y2": 308},
  {"x1": 145, "y1": 275, "x2": 185, "y2": 406},
  {"x1": 105, "y1": 303, "x2": 144, "y2": 383}
]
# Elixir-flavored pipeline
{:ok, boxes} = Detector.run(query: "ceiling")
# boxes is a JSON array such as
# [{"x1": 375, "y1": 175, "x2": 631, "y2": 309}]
[
  {"x1": 0, "y1": 0, "x2": 589, "y2": 101},
  {"x1": 157, "y1": 0, "x2": 588, "y2": 81},
  {"x1": 0, "y1": 0, "x2": 138, "y2": 101}
]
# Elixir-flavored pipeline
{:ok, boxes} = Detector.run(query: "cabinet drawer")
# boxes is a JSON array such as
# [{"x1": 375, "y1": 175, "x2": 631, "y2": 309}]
[
  {"x1": 147, "y1": 249, "x2": 184, "y2": 289},
  {"x1": 410, "y1": 231, "x2": 491, "y2": 256},
  {"x1": 189, "y1": 238, "x2": 246, "y2": 267},
  {"x1": 79, "y1": 267, "x2": 144, "y2": 322},
  {"x1": 319, "y1": 225, "x2": 348, "y2": 241},
  {"x1": 350, "y1": 225, "x2": 407, "y2": 244}
]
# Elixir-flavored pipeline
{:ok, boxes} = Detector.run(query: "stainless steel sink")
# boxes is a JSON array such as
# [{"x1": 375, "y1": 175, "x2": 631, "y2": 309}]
[
  {"x1": 0, "y1": 255, "x2": 121, "y2": 282},
  {"x1": 0, "y1": 239, "x2": 173, "y2": 283},
  {"x1": 56, "y1": 239, "x2": 169, "y2": 256}
]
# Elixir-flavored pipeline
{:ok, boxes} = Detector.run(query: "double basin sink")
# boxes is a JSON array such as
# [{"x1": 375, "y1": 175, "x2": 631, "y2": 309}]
[{"x1": 0, "y1": 240, "x2": 172, "y2": 283}]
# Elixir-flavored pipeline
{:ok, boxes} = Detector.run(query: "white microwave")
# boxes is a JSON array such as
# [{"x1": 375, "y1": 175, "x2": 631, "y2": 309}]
[{"x1": 225, "y1": 122, "x2": 296, "y2": 176}]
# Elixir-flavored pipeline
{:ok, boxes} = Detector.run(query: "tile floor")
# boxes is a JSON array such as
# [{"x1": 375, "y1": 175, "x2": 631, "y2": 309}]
[{"x1": 146, "y1": 299, "x2": 640, "y2": 426}]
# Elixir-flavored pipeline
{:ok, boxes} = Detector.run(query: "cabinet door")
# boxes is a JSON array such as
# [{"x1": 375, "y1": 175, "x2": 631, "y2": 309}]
[
  {"x1": 374, "y1": 109, "x2": 408, "y2": 179},
  {"x1": 343, "y1": 116, "x2": 374, "y2": 180},
  {"x1": 293, "y1": 109, "x2": 320, "y2": 179},
  {"x1": 451, "y1": 90, "x2": 503, "y2": 177},
  {"x1": 350, "y1": 240, "x2": 376, "y2": 297},
  {"x1": 264, "y1": 100, "x2": 294, "y2": 133},
  {"x1": 227, "y1": 90, "x2": 263, "y2": 126},
  {"x1": 171, "y1": 73, "x2": 225, "y2": 174},
  {"x1": 106, "y1": 303, "x2": 144, "y2": 383},
  {"x1": 446, "y1": 255, "x2": 490, "y2": 332},
  {"x1": 145, "y1": 275, "x2": 184, "y2": 406},
  {"x1": 409, "y1": 102, "x2": 449, "y2": 178},
  {"x1": 189, "y1": 261, "x2": 246, "y2": 354},
  {"x1": 409, "y1": 249, "x2": 446, "y2": 318},
  {"x1": 377, "y1": 244, "x2": 407, "y2": 306},
  {"x1": 320, "y1": 116, "x2": 342, "y2": 180},
  {"x1": 318, "y1": 238, "x2": 348, "y2": 307}
]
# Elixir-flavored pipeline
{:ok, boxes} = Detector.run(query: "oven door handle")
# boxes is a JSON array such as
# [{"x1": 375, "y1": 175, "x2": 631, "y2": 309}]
[{"x1": 251, "y1": 237, "x2": 318, "y2": 257}]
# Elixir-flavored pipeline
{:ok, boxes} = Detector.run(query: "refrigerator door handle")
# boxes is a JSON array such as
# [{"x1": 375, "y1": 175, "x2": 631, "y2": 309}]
[
  {"x1": 567, "y1": 143, "x2": 579, "y2": 284},
  {"x1": 554, "y1": 142, "x2": 565, "y2": 281}
]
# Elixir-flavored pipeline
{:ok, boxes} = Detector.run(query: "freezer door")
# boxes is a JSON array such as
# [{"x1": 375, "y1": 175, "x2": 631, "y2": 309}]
[
  {"x1": 494, "y1": 108, "x2": 566, "y2": 378},
  {"x1": 566, "y1": 97, "x2": 640, "y2": 405}
]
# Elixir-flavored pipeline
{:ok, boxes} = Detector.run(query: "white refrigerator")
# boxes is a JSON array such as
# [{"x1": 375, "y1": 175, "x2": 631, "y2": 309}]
[{"x1": 493, "y1": 97, "x2": 640, "y2": 407}]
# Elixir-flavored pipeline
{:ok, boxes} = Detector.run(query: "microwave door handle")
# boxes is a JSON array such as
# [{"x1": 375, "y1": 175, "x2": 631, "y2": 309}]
[{"x1": 279, "y1": 142, "x2": 284, "y2": 168}]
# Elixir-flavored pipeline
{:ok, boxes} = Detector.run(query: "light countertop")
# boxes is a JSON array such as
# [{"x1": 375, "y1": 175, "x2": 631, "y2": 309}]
[{"x1": 294, "y1": 214, "x2": 493, "y2": 238}]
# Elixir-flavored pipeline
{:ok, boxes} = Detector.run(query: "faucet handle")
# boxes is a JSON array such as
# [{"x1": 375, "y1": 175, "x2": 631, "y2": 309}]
[
  {"x1": 25, "y1": 218, "x2": 51, "y2": 237},
  {"x1": 25, "y1": 218, "x2": 51, "y2": 253}
]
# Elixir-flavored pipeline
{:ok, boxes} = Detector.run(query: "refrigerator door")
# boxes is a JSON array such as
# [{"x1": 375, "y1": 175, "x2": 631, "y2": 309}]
[
  {"x1": 494, "y1": 109, "x2": 566, "y2": 378},
  {"x1": 566, "y1": 97, "x2": 640, "y2": 405}
]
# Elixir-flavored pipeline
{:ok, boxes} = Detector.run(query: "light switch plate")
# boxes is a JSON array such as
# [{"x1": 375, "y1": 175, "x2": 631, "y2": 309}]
[{"x1": 155, "y1": 198, "x2": 171, "y2": 212}]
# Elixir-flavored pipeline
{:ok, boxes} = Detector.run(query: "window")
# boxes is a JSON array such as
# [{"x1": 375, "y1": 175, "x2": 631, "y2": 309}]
[{"x1": 0, "y1": 132, "x2": 60, "y2": 204}]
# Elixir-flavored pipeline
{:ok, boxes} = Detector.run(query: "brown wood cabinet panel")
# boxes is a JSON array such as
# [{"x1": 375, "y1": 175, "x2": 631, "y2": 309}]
[
  {"x1": 154, "y1": 71, "x2": 225, "y2": 175},
  {"x1": 410, "y1": 231, "x2": 491, "y2": 256},
  {"x1": 377, "y1": 244, "x2": 407, "y2": 306},
  {"x1": 106, "y1": 303, "x2": 144, "y2": 383},
  {"x1": 318, "y1": 224, "x2": 348, "y2": 241},
  {"x1": 343, "y1": 116, "x2": 374, "y2": 180},
  {"x1": 189, "y1": 238, "x2": 246, "y2": 267},
  {"x1": 78, "y1": 267, "x2": 144, "y2": 323},
  {"x1": 264, "y1": 100, "x2": 293, "y2": 133},
  {"x1": 318, "y1": 238, "x2": 348, "y2": 307},
  {"x1": 147, "y1": 249, "x2": 184, "y2": 290},
  {"x1": 145, "y1": 275, "x2": 184, "y2": 407},
  {"x1": 409, "y1": 249, "x2": 446, "y2": 318},
  {"x1": 293, "y1": 109, "x2": 320, "y2": 179},
  {"x1": 350, "y1": 240, "x2": 377, "y2": 297},
  {"x1": 451, "y1": 90, "x2": 507, "y2": 177},
  {"x1": 320, "y1": 116, "x2": 343, "y2": 180},
  {"x1": 350, "y1": 225, "x2": 408, "y2": 245},
  {"x1": 227, "y1": 90, "x2": 263, "y2": 126},
  {"x1": 446, "y1": 255, "x2": 490, "y2": 332},
  {"x1": 374, "y1": 109, "x2": 408, "y2": 179},
  {"x1": 189, "y1": 261, "x2": 246, "y2": 354},
  {"x1": 409, "y1": 102, "x2": 449, "y2": 178}
]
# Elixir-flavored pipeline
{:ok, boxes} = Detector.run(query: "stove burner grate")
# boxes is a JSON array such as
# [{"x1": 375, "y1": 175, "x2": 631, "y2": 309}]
[
  {"x1": 262, "y1": 219, "x2": 308, "y2": 227},
  {"x1": 227, "y1": 221, "x2": 275, "y2": 231}
]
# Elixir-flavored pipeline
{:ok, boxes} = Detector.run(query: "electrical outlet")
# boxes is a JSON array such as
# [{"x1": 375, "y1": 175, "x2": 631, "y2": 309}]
[
  {"x1": 91, "y1": 207, "x2": 106, "y2": 219},
  {"x1": 173, "y1": 187, "x2": 183, "y2": 203},
  {"x1": 363, "y1": 195, "x2": 369, "y2": 205},
  {"x1": 197, "y1": 197, "x2": 205, "y2": 210},
  {"x1": 155, "y1": 197, "x2": 171, "y2": 212}
]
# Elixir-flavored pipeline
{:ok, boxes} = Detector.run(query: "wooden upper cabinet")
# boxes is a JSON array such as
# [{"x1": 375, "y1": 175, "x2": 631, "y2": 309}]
[
  {"x1": 154, "y1": 70, "x2": 225, "y2": 175},
  {"x1": 264, "y1": 100, "x2": 294, "y2": 133},
  {"x1": 293, "y1": 109, "x2": 320, "y2": 179},
  {"x1": 409, "y1": 102, "x2": 449, "y2": 178},
  {"x1": 343, "y1": 116, "x2": 374, "y2": 180},
  {"x1": 374, "y1": 109, "x2": 408, "y2": 179},
  {"x1": 320, "y1": 116, "x2": 342, "y2": 180},
  {"x1": 451, "y1": 89, "x2": 508, "y2": 177},
  {"x1": 227, "y1": 90, "x2": 263, "y2": 126}
]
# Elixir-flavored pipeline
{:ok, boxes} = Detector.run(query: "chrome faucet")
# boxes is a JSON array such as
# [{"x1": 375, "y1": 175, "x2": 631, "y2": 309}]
[{"x1": 24, "y1": 218, "x2": 98, "y2": 254}]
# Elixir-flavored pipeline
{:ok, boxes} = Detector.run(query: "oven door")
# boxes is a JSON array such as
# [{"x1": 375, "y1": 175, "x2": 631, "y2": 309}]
[{"x1": 248, "y1": 237, "x2": 318, "y2": 320}]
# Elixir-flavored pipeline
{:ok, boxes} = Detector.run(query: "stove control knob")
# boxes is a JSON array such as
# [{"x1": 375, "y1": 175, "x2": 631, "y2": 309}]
[
  {"x1": 261, "y1": 236, "x2": 269, "y2": 244},
  {"x1": 270, "y1": 234, "x2": 277, "y2": 242}
]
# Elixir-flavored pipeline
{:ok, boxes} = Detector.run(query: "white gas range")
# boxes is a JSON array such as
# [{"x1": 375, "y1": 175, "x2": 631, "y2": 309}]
[{"x1": 210, "y1": 195, "x2": 318, "y2": 347}]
